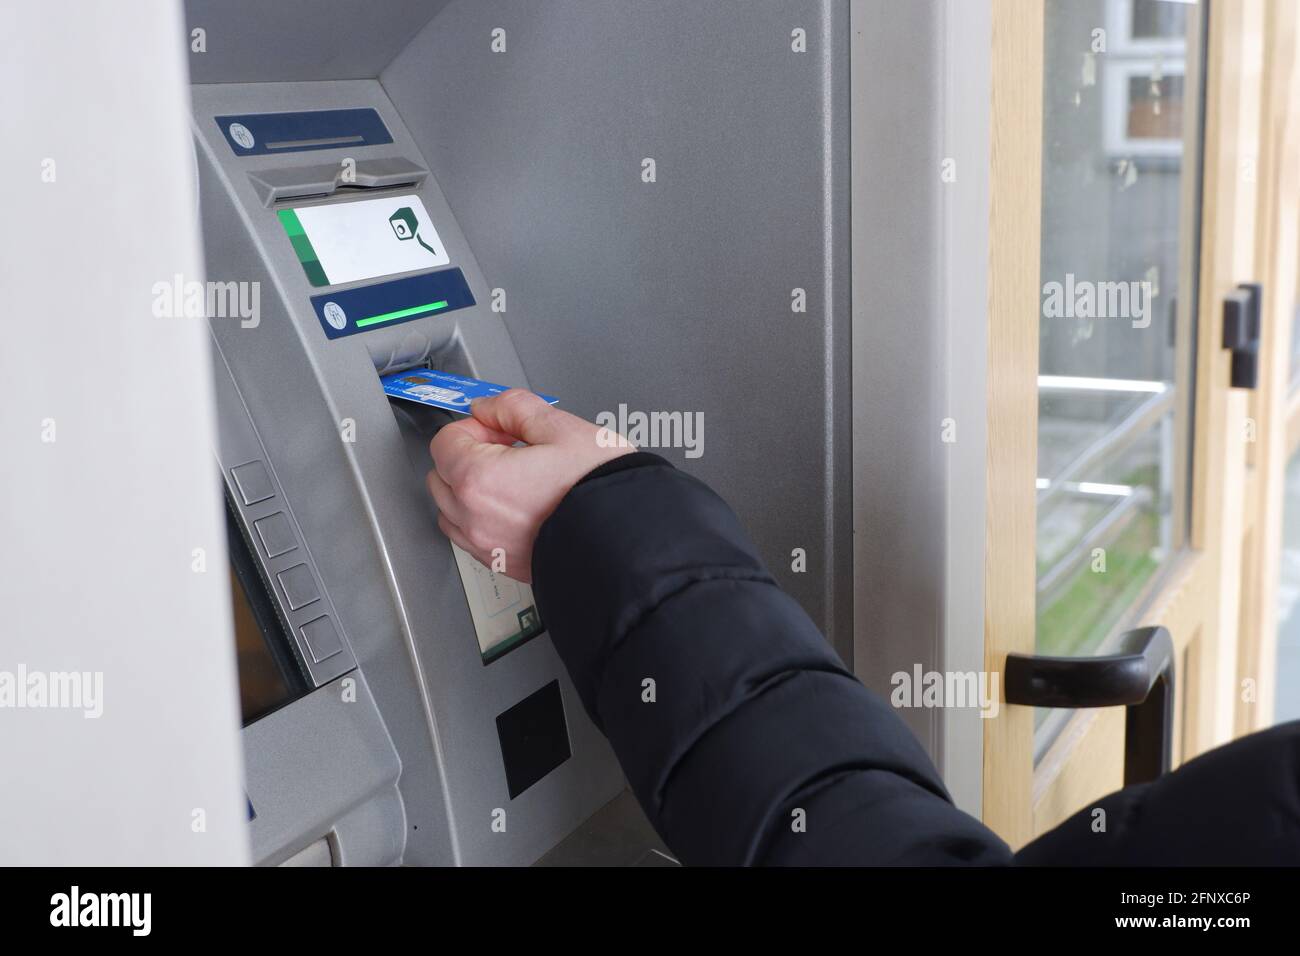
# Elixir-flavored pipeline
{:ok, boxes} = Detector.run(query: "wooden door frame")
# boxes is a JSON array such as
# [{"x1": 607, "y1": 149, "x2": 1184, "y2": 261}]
[
  {"x1": 982, "y1": 0, "x2": 1266, "y2": 845},
  {"x1": 981, "y1": 0, "x2": 1042, "y2": 849},
  {"x1": 1237, "y1": 0, "x2": 1300, "y2": 736}
]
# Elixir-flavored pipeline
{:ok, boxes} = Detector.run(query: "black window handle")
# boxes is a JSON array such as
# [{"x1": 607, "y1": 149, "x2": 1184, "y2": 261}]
[
  {"x1": 1223, "y1": 282, "x2": 1262, "y2": 389},
  {"x1": 1004, "y1": 626, "x2": 1174, "y2": 786}
]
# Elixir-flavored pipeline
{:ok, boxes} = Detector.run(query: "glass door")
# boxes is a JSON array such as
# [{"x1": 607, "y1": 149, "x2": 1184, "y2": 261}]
[
  {"x1": 982, "y1": 0, "x2": 1266, "y2": 844},
  {"x1": 1033, "y1": 0, "x2": 1201, "y2": 746}
]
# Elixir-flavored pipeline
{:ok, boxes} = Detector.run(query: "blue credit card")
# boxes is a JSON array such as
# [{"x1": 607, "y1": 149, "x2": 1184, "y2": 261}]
[{"x1": 380, "y1": 368, "x2": 558, "y2": 414}]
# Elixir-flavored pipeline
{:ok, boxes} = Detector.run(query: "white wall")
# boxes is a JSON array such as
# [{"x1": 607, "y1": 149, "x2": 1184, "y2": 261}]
[
  {"x1": 850, "y1": 0, "x2": 991, "y2": 815},
  {"x1": 0, "y1": 0, "x2": 248, "y2": 864}
]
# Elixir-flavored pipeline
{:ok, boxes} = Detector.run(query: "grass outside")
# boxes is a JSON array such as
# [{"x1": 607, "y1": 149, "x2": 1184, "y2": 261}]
[{"x1": 1036, "y1": 511, "x2": 1159, "y2": 658}]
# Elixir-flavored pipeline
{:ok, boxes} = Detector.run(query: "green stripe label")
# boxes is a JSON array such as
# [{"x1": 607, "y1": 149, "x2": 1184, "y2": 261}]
[
  {"x1": 277, "y1": 208, "x2": 330, "y2": 286},
  {"x1": 355, "y1": 300, "x2": 450, "y2": 329}
]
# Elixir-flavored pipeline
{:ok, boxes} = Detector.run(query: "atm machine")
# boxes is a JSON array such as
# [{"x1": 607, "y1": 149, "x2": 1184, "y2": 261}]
[
  {"x1": 191, "y1": 6, "x2": 673, "y2": 865},
  {"x1": 197, "y1": 81, "x2": 650, "y2": 865},
  {"x1": 187, "y1": 0, "x2": 991, "y2": 864}
]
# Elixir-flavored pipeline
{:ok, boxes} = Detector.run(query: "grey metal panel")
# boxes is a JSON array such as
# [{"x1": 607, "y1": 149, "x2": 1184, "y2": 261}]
[
  {"x1": 244, "y1": 677, "x2": 403, "y2": 866},
  {"x1": 850, "y1": 0, "x2": 990, "y2": 813},
  {"x1": 278, "y1": 838, "x2": 334, "y2": 866},
  {"x1": 381, "y1": 0, "x2": 854, "y2": 662},
  {"x1": 535, "y1": 790, "x2": 670, "y2": 867},
  {"x1": 936, "y1": 0, "x2": 991, "y2": 817},
  {"x1": 850, "y1": 0, "x2": 943, "y2": 758},
  {"x1": 330, "y1": 787, "x2": 407, "y2": 866},
  {"x1": 212, "y1": 340, "x2": 357, "y2": 687},
  {"x1": 182, "y1": 0, "x2": 448, "y2": 84},
  {"x1": 193, "y1": 79, "x2": 625, "y2": 865}
]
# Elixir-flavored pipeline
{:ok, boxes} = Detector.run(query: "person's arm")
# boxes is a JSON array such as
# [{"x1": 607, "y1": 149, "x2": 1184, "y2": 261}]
[{"x1": 429, "y1": 390, "x2": 1011, "y2": 865}]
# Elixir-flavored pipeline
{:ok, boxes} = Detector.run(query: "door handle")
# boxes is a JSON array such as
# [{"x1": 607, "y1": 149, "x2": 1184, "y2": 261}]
[{"x1": 1004, "y1": 626, "x2": 1174, "y2": 785}]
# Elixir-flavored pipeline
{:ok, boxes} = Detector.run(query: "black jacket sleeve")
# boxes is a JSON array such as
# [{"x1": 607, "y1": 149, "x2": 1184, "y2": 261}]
[
  {"x1": 532, "y1": 453, "x2": 1012, "y2": 866},
  {"x1": 1015, "y1": 718, "x2": 1300, "y2": 865}
]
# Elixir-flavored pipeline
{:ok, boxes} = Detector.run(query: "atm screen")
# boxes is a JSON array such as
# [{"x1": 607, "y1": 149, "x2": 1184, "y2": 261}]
[
  {"x1": 278, "y1": 194, "x2": 449, "y2": 288},
  {"x1": 226, "y1": 502, "x2": 308, "y2": 725}
]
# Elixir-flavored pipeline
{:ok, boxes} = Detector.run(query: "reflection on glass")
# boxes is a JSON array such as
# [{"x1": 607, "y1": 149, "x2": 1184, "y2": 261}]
[
  {"x1": 1129, "y1": 0, "x2": 1189, "y2": 43},
  {"x1": 1291, "y1": 218, "x2": 1300, "y2": 388},
  {"x1": 1126, "y1": 73, "x2": 1184, "y2": 142},
  {"x1": 1036, "y1": 0, "x2": 1201, "y2": 671},
  {"x1": 1275, "y1": 450, "x2": 1300, "y2": 725},
  {"x1": 1290, "y1": 302, "x2": 1300, "y2": 389}
]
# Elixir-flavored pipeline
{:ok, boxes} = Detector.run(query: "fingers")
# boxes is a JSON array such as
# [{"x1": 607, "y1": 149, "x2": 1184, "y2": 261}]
[
  {"x1": 469, "y1": 389, "x2": 561, "y2": 445},
  {"x1": 425, "y1": 467, "x2": 464, "y2": 525},
  {"x1": 449, "y1": 415, "x2": 518, "y2": 448},
  {"x1": 430, "y1": 461, "x2": 493, "y2": 567},
  {"x1": 437, "y1": 512, "x2": 484, "y2": 564},
  {"x1": 429, "y1": 418, "x2": 501, "y2": 485}
]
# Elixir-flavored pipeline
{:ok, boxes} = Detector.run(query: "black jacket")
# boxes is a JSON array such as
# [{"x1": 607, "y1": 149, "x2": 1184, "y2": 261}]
[{"x1": 532, "y1": 453, "x2": 1300, "y2": 865}]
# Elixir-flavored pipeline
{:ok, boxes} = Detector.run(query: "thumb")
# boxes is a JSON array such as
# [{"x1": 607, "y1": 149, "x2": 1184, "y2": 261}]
[{"x1": 470, "y1": 389, "x2": 562, "y2": 445}]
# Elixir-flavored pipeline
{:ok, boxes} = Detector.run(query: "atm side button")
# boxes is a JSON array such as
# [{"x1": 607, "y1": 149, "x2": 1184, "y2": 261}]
[
  {"x1": 276, "y1": 563, "x2": 320, "y2": 611},
  {"x1": 300, "y1": 616, "x2": 343, "y2": 664},
  {"x1": 230, "y1": 460, "x2": 275, "y2": 506},
  {"x1": 253, "y1": 512, "x2": 298, "y2": 558}
]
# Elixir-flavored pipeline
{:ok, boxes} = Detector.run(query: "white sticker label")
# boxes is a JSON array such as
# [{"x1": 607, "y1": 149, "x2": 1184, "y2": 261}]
[
  {"x1": 450, "y1": 544, "x2": 543, "y2": 661},
  {"x1": 290, "y1": 194, "x2": 450, "y2": 286}
]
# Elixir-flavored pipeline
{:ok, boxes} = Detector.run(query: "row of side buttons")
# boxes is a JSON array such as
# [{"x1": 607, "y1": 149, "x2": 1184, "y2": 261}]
[
  {"x1": 255, "y1": 512, "x2": 297, "y2": 558},
  {"x1": 231, "y1": 459, "x2": 275, "y2": 505},
  {"x1": 299, "y1": 616, "x2": 344, "y2": 664},
  {"x1": 231, "y1": 459, "x2": 343, "y2": 666}
]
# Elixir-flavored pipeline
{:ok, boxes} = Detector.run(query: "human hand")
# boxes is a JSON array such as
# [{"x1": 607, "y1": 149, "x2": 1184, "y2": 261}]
[{"x1": 426, "y1": 389, "x2": 634, "y2": 582}]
